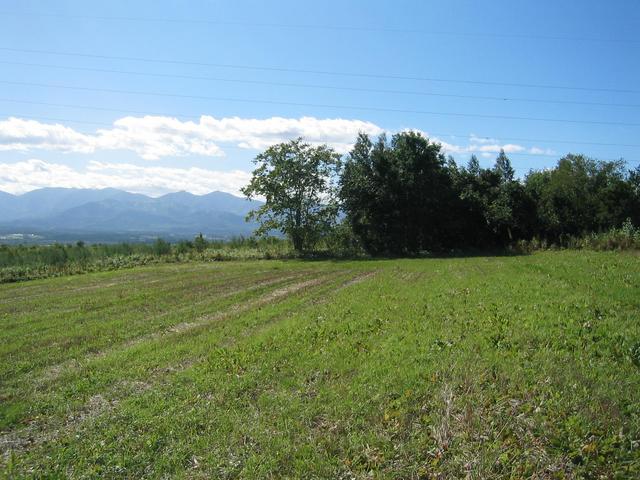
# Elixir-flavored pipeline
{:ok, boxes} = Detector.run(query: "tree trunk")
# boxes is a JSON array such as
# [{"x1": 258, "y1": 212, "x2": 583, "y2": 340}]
[{"x1": 292, "y1": 234, "x2": 303, "y2": 252}]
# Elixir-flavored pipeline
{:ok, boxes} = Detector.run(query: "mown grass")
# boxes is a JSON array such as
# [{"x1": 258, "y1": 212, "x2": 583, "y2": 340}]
[{"x1": 1, "y1": 251, "x2": 639, "y2": 478}]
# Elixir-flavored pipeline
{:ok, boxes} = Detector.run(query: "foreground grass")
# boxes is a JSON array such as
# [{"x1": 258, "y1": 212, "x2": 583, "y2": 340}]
[{"x1": 1, "y1": 251, "x2": 639, "y2": 478}]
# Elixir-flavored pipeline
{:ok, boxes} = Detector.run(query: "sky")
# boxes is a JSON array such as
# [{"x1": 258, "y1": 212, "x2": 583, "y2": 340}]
[{"x1": 0, "y1": 0, "x2": 638, "y2": 197}]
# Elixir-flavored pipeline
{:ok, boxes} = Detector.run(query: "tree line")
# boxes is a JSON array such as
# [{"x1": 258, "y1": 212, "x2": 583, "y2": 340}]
[{"x1": 242, "y1": 132, "x2": 640, "y2": 255}]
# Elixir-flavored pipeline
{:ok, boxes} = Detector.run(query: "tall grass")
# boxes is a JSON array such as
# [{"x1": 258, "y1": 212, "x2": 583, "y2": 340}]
[
  {"x1": 0, "y1": 236, "x2": 294, "y2": 283},
  {"x1": 516, "y1": 218, "x2": 640, "y2": 253}
]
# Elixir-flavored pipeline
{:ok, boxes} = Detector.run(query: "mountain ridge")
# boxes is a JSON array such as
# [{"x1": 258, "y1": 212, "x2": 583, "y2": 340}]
[{"x1": 0, "y1": 188, "x2": 262, "y2": 242}]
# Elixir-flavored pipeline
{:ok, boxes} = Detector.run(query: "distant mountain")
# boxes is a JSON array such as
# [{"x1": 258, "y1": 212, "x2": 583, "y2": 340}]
[
  {"x1": 0, "y1": 191, "x2": 18, "y2": 214},
  {"x1": 155, "y1": 191, "x2": 257, "y2": 217},
  {"x1": 0, "y1": 188, "x2": 147, "y2": 222},
  {"x1": 0, "y1": 188, "x2": 263, "y2": 243}
]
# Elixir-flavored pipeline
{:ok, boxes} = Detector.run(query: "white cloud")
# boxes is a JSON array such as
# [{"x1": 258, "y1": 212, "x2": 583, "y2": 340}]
[
  {"x1": 0, "y1": 116, "x2": 554, "y2": 164},
  {"x1": 96, "y1": 116, "x2": 226, "y2": 160},
  {"x1": 528, "y1": 146, "x2": 556, "y2": 155},
  {"x1": 198, "y1": 116, "x2": 383, "y2": 153},
  {"x1": 0, "y1": 118, "x2": 95, "y2": 154},
  {"x1": 0, "y1": 115, "x2": 384, "y2": 160},
  {"x1": 0, "y1": 159, "x2": 251, "y2": 197},
  {"x1": 476, "y1": 143, "x2": 525, "y2": 154},
  {"x1": 0, "y1": 119, "x2": 557, "y2": 195},
  {"x1": 410, "y1": 130, "x2": 528, "y2": 157}
]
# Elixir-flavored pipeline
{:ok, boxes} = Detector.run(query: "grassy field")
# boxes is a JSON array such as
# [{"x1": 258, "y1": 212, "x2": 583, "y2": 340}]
[{"x1": 1, "y1": 251, "x2": 639, "y2": 478}]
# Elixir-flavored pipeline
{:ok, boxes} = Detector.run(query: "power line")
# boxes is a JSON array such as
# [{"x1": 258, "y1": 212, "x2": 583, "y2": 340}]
[
  {"x1": 1, "y1": 11, "x2": 637, "y2": 45},
  {"x1": 2, "y1": 97, "x2": 640, "y2": 149},
  {"x1": 2, "y1": 60, "x2": 638, "y2": 110},
  {"x1": 2, "y1": 79, "x2": 639, "y2": 127},
  {"x1": 1, "y1": 112, "x2": 638, "y2": 165},
  {"x1": 1, "y1": 47, "x2": 638, "y2": 95}
]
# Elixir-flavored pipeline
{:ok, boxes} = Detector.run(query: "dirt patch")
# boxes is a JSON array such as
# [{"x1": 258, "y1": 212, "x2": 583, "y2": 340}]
[{"x1": 334, "y1": 270, "x2": 378, "y2": 291}]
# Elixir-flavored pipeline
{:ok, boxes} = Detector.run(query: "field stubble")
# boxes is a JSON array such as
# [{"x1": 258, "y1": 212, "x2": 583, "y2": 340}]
[{"x1": 0, "y1": 252, "x2": 639, "y2": 478}]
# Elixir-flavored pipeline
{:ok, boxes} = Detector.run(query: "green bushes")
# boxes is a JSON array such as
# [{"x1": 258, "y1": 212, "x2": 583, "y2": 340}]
[
  {"x1": 152, "y1": 238, "x2": 171, "y2": 256},
  {"x1": 515, "y1": 219, "x2": 640, "y2": 252},
  {"x1": 575, "y1": 219, "x2": 640, "y2": 250},
  {"x1": 0, "y1": 236, "x2": 294, "y2": 283}
]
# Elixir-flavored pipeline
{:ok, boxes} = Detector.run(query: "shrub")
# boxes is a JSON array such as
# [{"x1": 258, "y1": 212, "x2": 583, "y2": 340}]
[{"x1": 152, "y1": 238, "x2": 172, "y2": 256}]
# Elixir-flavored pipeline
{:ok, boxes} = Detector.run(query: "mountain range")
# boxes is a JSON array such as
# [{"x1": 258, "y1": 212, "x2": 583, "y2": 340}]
[{"x1": 0, "y1": 188, "x2": 263, "y2": 243}]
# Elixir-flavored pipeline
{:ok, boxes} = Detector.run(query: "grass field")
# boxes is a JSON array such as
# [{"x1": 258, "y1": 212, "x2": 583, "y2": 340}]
[{"x1": 1, "y1": 251, "x2": 639, "y2": 478}]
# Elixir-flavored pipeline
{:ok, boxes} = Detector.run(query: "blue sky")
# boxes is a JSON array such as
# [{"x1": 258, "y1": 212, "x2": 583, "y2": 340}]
[{"x1": 0, "y1": 0, "x2": 638, "y2": 196}]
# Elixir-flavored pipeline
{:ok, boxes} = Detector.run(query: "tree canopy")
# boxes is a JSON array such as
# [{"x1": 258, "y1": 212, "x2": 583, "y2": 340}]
[
  {"x1": 340, "y1": 131, "x2": 456, "y2": 254},
  {"x1": 244, "y1": 133, "x2": 640, "y2": 255},
  {"x1": 242, "y1": 138, "x2": 341, "y2": 252}
]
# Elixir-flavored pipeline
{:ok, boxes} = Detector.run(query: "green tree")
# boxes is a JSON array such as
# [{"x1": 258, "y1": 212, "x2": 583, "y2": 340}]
[
  {"x1": 193, "y1": 233, "x2": 208, "y2": 253},
  {"x1": 494, "y1": 148, "x2": 515, "y2": 182},
  {"x1": 340, "y1": 131, "x2": 456, "y2": 254},
  {"x1": 152, "y1": 238, "x2": 171, "y2": 256},
  {"x1": 242, "y1": 138, "x2": 341, "y2": 252},
  {"x1": 525, "y1": 154, "x2": 636, "y2": 240},
  {"x1": 450, "y1": 151, "x2": 536, "y2": 246}
]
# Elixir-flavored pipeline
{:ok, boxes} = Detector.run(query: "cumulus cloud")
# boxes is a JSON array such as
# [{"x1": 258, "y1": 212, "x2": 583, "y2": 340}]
[
  {"x1": 0, "y1": 116, "x2": 553, "y2": 163},
  {"x1": 0, "y1": 115, "x2": 384, "y2": 160},
  {"x1": 528, "y1": 146, "x2": 556, "y2": 155},
  {"x1": 0, "y1": 159, "x2": 251, "y2": 197},
  {"x1": 0, "y1": 118, "x2": 95, "y2": 154},
  {"x1": 96, "y1": 117, "x2": 226, "y2": 160},
  {"x1": 412, "y1": 131, "x2": 525, "y2": 157}
]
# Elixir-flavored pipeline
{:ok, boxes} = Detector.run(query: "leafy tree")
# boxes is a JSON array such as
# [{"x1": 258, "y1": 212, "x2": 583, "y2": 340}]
[
  {"x1": 525, "y1": 154, "x2": 636, "y2": 240},
  {"x1": 450, "y1": 151, "x2": 536, "y2": 246},
  {"x1": 449, "y1": 156, "x2": 496, "y2": 246},
  {"x1": 486, "y1": 150, "x2": 535, "y2": 242},
  {"x1": 193, "y1": 233, "x2": 208, "y2": 252},
  {"x1": 467, "y1": 154, "x2": 481, "y2": 176},
  {"x1": 152, "y1": 238, "x2": 171, "y2": 256},
  {"x1": 242, "y1": 138, "x2": 341, "y2": 252},
  {"x1": 628, "y1": 165, "x2": 640, "y2": 225},
  {"x1": 340, "y1": 131, "x2": 456, "y2": 254},
  {"x1": 494, "y1": 148, "x2": 515, "y2": 182}
]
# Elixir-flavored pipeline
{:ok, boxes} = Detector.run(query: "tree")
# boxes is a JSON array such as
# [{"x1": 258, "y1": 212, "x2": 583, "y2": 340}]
[
  {"x1": 494, "y1": 149, "x2": 515, "y2": 182},
  {"x1": 450, "y1": 151, "x2": 536, "y2": 246},
  {"x1": 524, "y1": 154, "x2": 637, "y2": 240},
  {"x1": 467, "y1": 154, "x2": 481, "y2": 176},
  {"x1": 152, "y1": 238, "x2": 171, "y2": 256},
  {"x1": 340, "y1": 131, "x2": 457, "y2": 254},
  {"x1": 242, "y1": 138, "x2": 341, "y2": 252},
  {"x1": 193, "y1": 233, "x2": 208, "y2": 252}
]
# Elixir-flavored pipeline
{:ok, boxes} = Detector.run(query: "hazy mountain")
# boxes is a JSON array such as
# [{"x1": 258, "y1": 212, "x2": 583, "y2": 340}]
[
  {"x1": 0, "y1": 188, "x2": 147, "y2": 222},
  {"x1": 0, "y1": 188, "x2": 262, "y2": 242},
  {"x1": 0, "y1": 191, "x2": 17, "y2": 212},
  {"x1": 155, "y1": 191, "x2": 257, "y2": 216}
]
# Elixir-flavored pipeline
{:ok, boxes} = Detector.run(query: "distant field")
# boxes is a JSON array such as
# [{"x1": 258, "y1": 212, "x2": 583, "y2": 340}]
[{"x1": 1, "y1": 252, "x2": 639, "y2": 478}]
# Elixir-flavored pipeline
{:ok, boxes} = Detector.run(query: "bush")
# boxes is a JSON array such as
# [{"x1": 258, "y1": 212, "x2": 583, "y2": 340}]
[
  {"x1": 193, "y1": 233, "x2": 208, "y2": 253},
  {"x1": 152, "y1": 238, "x2": 172, "y2": 256},
  {"x1": 0, "y1": 236, "x2": 295, "y2": 284},
  {"x1": 517, "y1": 219, "x2": 640, "y2": 252},
  {"x1": 322, "y1": 221, "x2": 365, "y2": 257}
]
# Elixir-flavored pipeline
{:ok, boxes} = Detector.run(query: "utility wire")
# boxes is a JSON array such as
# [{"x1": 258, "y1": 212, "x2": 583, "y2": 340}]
[
  {"x1": 2, "y1": 79, "x2": 639, "y2": 127},
  {"x1": 1, "y1": 112, "x2": 637, "y2": 165},
  {"x1": 1, "y1": 47, "x2": 638, "y2": 95},
  {"x1": 2, "y1": 97, "x2": 640, "y2": 149},
  {"x1": 2, "y1": 60, "x2": 638, "y2": 109},
  {"x1": 0, "y1": 11, "x2": 637, "y2": 44}
]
